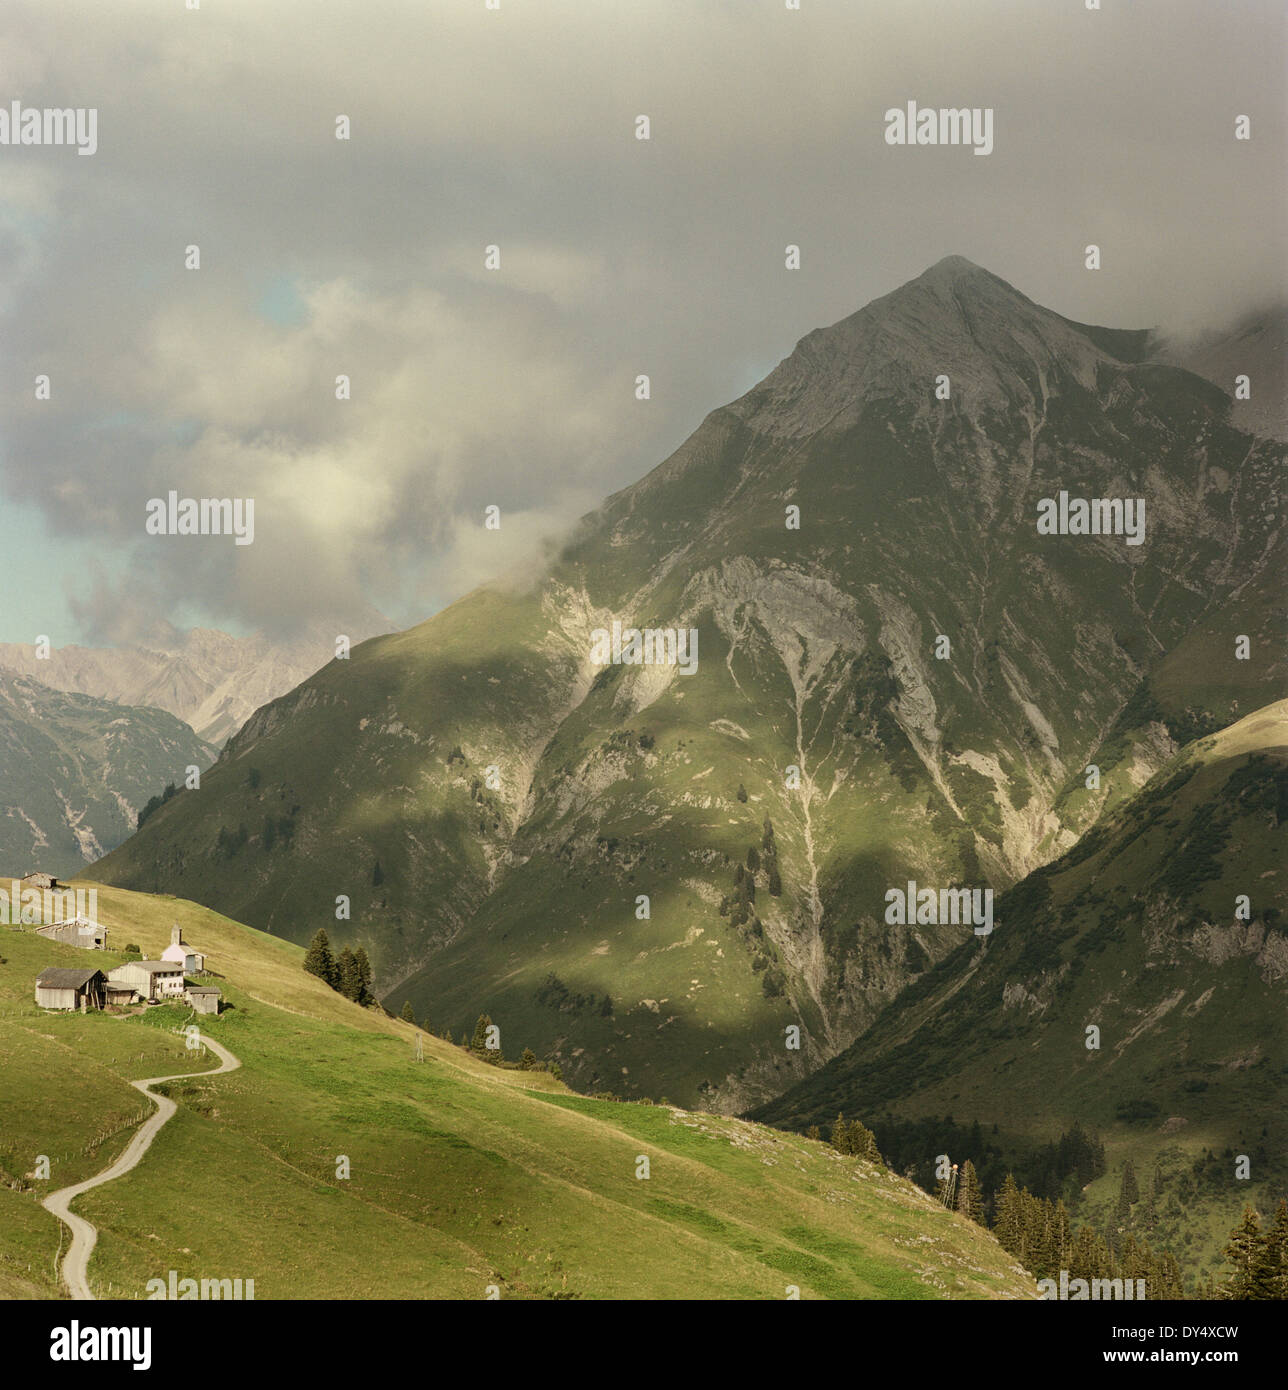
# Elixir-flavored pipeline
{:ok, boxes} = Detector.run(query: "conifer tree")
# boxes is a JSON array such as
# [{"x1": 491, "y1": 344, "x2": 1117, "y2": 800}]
[
  {"x1": 400, "y1": 1000, "x2": 416, "y2": 1023},
  {"x1": 1120, "y1": 1233, "x2": 1144, "y2": 1283},
  {"x1": 1051, "y1": 1199, "x2": 1072, "y2": 1270},
  {"x1": 1266, "y1": 1199, "x2": 1288, "y2": 1300},
  {"x1": 1068, "y1": 1224, "x2": 1101, "y2": 1283},
  {"x1": 1021, "y1": 1192, "x2": 1050, "y2": 1275},
  {"x1": 337, "y1": 946, "x2": 361, "y2": 1000},
  {"x1": 1220, "y1": 1207, "x2": 1277, "y2": 1299},
  {"x1": 994, "y1": 1175, "x2": 1025, "y2": 1256},
  {"x1": 353, "y1": 946, "x2": 374, "y2": 1006},
  {"x1": 304, "y1": 928, "x2": 339, "y2": 990},
  {"x1": 471, "y1": 1013, "x2": 499, "y2": 1062},
  {"x1": 956, "y1": 1160, "x2": 984, "y2": 1223},
  {"x1": 519, "y1": 1047, "x2": 537, "y2": 1070},
  {"x1": 1122, "y1": 1160, "x2": 1140, "y2": 1204},
  {"x1": 831, "y1": 1113, "x2": 850, "y2": 1155}
]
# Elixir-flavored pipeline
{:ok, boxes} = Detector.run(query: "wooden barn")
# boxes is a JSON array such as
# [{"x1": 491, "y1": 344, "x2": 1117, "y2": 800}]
[{"x1": 35, "y1": 967, "x2": 105, "y2": 1011}]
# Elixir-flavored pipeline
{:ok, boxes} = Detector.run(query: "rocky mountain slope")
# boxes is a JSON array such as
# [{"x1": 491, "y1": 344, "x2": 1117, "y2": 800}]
[
  {"x1": 0, "y1": 613, "x2": 390, "y2": 746},
  {"x1": 91, "y1": 257, "x2": 1286, "y2": 1110},
  {"x1": 751, "y1": 701, "x2": 1287, "y2": 1278},
  {"x1": 0, "y1": 670, "x2": 216, "y2": 879}
]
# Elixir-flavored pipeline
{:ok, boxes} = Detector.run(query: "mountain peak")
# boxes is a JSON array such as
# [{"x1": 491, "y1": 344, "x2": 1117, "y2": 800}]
[
  {"x1": 919, "y1": 253, "x2": 993, "y2": 282},
  {"x1": 726, "y1": 258, "x2": 1107, "y2": 439}
]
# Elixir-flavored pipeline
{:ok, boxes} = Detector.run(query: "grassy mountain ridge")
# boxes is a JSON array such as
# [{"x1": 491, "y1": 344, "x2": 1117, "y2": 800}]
[
  {"x1": 90, "y1": 257, "x2": 1286, "y2": 1110},
  {"x1": 0, "y1": 880, "x2": 1033, "y2": 1300}
]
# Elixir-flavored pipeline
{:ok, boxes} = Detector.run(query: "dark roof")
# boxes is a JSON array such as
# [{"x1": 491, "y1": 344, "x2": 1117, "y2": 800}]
[
  {"x1": 186, "y1": 986, "x2": 220, "y2": 995},
  {"x1": 36, "y1": 967, "x2": 103, "y2": 989}
]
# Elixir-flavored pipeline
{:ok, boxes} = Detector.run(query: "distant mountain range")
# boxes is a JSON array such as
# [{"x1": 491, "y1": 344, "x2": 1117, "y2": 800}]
[
  {"x1": 0, "y1": 669, "x2": 216, "y2": 879},
  {"x1": 0, "y1": 612, "x2": 392, "y2": 747},
  {"x1": 92, "y1": 257, "x2": 1286, "y2": 1122}
]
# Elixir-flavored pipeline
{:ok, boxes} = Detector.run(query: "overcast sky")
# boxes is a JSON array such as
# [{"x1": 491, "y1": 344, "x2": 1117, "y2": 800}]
[{"x1": 1, "y1": 0, "x2": 1283, "y2": 646}]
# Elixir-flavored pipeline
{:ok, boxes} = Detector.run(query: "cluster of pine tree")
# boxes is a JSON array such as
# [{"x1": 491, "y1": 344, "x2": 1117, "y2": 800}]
[
  {"x1": 1202, "y1": 1201, "x2": 1288, "y2": 1300},
  {"x1": 810, "y1": 1112, "x2": 883, "y2": 1163},
  {"x1": 462, "y1": 1013, "x2": 549, "y2": 1073},
  {"x1": 303, "y1": 927, "x2": 374, "y2": 1005},
  {"x1": 721, "y1": 817, "x2": 783, "y2": 928},
  {"x1": 812, "y1": 1110, "x2": 1197, "y2": 1297},
  {"x1": 722, "y1": 859, "x2": 757, "y2": 928},
  {"x1": 992, "y1": 1174, "x2": 1185, "y2": 1296},
  {"x1": 873, "y1": 1114, "x2": 1106, "y2": 1206},
  {"x1": 717, "y1": 818, "x2": 787, "y2": 998}
]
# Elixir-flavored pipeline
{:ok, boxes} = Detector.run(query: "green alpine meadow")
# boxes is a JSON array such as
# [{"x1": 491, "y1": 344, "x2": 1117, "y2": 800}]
[{"x1": 0, "y1": 880, "x2": 1035, "y2": 1300}]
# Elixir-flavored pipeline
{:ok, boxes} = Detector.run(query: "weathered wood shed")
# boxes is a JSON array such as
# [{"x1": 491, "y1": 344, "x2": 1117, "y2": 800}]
[
  {"x1": 185, "y1": 986, "x2": 221, "y2": 1015},
  {"x1": 34, "y1": 967, "x2": 105, "y2": 1011}
]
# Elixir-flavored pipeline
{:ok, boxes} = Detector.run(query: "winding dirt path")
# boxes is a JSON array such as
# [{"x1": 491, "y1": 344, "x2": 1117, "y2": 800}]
[{"x1": 42, "y1": 1032, "x2": 241, "y2": 1300}]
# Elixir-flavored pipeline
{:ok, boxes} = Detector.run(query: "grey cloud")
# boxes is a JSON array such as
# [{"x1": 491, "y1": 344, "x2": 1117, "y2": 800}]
[{"x1": 0, "y1": 0, "x2": 1282, "y2": 640}]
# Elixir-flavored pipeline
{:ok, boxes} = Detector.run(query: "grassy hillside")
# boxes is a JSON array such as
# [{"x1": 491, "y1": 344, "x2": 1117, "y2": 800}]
[
  {"x1": 0, "y1": 880, "x2": 1033, "y2": 1300},
  {"x1": 752, "y1": 702, "x2": 1288, "y2": 1285}
]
